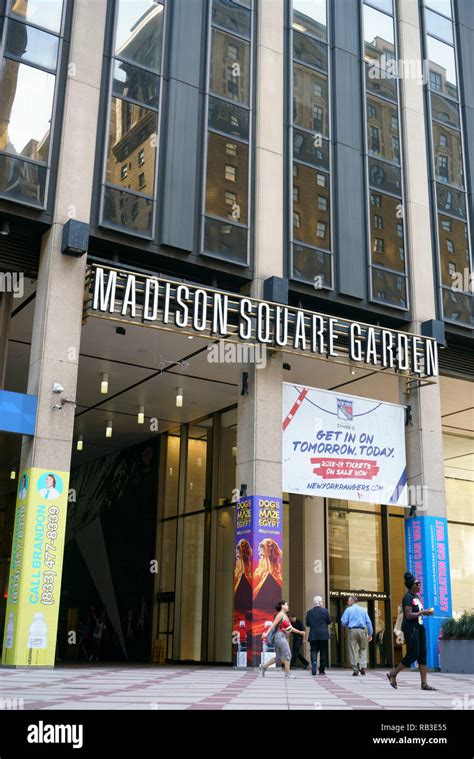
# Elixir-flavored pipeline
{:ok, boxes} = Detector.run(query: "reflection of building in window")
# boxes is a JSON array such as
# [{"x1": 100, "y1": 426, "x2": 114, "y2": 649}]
[
  {"x1": 430, "y1": 71, "x2": 442, "y2": 92},
  {"x1": 317, "y1": 221, "x2": 326, "y2": 238},
  {"x1": 225, "y1": 164, "x2": 236, "y2": 182},
  {"x1": 371, "y1": 193, "x2": 381, "y2": 207},
  {"x1": 293, "y1": 211, "x2": 301, "y2": 228},
  {"x1": 138, "y1": 148, "x2": 145, "y2": 166},
  {"x1": 374, "y1": 238, "x2": 384, "y2": 253},
  {"x1": 318, "y1": 195, "x2": 327, "y2": 211},
  {"x1": 293, "y1": 185, "x2": 299, "y2": 202},
  {"x1": 225, "y1": 142, "x2": 237, "y2": 156},
  {"x1": 375, "y1": 214, "x2": 383, "y2": 229}
]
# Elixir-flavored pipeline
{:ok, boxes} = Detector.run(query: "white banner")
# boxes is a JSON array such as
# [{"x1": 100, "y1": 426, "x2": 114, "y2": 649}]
[{"x1": 282, "y1": 384, "x2": 407, "y2": 506}]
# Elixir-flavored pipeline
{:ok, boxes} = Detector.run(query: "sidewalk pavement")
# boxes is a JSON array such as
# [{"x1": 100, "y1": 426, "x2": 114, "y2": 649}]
[{"x1": 0, "y1": 666, "x2": 472, "y2": 710}]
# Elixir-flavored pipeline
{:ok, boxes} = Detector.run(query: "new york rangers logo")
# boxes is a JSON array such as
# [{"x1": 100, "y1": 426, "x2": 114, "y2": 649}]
[{"x1": 337, "y1": 398, "x2": 353, "y2": 420}]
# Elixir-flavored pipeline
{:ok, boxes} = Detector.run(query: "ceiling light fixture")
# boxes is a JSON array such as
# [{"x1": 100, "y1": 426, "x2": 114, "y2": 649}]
[
  {"x1": 105, "y1": 420, "x2": 113, "y2": 438},
  {"x1": 77, "y1": 435, "x2": 84, "y2": 451},
  {"x1": 176, "y1": 387, "x2": 183, "y2": 408},
  {"x1": 10, "y1": 470, "x2": 16, "y2": 480},
  {"x1": 138, "y1": 406, "x2": 145, "y2": 424},
  {"x1": 101, "y1": 373, "x2": 109, "y2": 394}
]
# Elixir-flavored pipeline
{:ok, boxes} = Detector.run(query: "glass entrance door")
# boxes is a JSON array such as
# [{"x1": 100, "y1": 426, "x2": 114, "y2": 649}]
[{"x1": 330, "y1": 598, "x2": 386, "y2": 668}]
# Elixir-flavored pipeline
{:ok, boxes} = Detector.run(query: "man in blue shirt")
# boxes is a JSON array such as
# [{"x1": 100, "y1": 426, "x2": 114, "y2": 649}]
[{"x1": 340, "y1": 596, "x2": 373, "y2": 676}]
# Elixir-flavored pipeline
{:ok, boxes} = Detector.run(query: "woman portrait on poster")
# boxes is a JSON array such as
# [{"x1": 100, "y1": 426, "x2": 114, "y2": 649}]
[{"x1": 253, "y1": 538, "x2": 283, "y2": 600}]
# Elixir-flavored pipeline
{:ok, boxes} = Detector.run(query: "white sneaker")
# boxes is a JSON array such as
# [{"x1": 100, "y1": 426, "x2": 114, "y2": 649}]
[
  {"x1": 285, "y1": 673, "x2": 297, "y2": 679},
  {"x1": 260, "y1": 664, "x2": 266, "y2": 677}
]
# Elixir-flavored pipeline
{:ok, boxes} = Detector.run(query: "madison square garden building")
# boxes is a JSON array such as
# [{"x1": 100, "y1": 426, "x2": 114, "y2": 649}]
[{"x1": 0, "y1": 0, "x2": 472, "y2": 670}]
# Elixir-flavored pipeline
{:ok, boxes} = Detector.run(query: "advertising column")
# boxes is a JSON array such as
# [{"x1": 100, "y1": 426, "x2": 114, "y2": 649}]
[
  {"x1": 405, "y1": 517, "x2": 452, "y2": 668},
  {"x1": 3, "y1": 469, "x2": 69, "y2": 666},
  {"x1": 233, "y1": 495, "x2": 283, "y2": 668}
]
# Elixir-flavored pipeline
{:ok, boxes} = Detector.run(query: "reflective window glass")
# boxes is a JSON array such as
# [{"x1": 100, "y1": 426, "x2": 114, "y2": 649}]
[
  {"x1": 427, "y1": 36, "x2": 457, "y2": 99},
  {"x1": 363, "y1": 5, "x2": 395, "y2": 65},
  {"x1": 292, "y1": 163, "x2": 330, "y2": 250},
  {"x1": 205, "y1": 132, "x2": 248, "y2": 224},
  {"x1": 0, "y1": 153, "x2": 47, "y2": 204},
  {"x1": 431, "y1": 93, "x2": 460, "y2": 128},
  {"x1": 448, "y1": 523, "x2": 474, "y2": 615},
  {"x1": 293, "y1": 31, "x2": 327, "y2": 71},
  {"x1": 370, "y1": 193, "x2": 405, "y2": 272},
  {"x1": 106, "y1": 97, "x2": 157, "y2": 193},
  {"x1": 180, "y1": 513, "x2": 205, "y2": 660},
  {"x1": 439, "y1": 216, "x2": 470, "y2": 285},
  {"x1": 115, "y1": 0, "x2": 164, "y2": 72},
  {"x1": 426, "y1": 8, "x2": 453, "y2": 44},
  {"x1": 103, "y1": 186, "x2": 153, "y2": 234},
  {"x1": 163, "y1": 435, "x2": 180, "y2": 518},
  {"x1": 436, "y1": 183, "x2": 466, "y2": 219},
  {"x1": 442, "y1": 288, "x2": 474, "y2": 325},
  {"x1": 372, "y1": 268, "x2": 407, "y2": 307},
  {"x1": 0, "y1": 61, "x2": 54, "y2": 159},
  {"x1": 425, "y1": 0, "x2": 452, "y2": 18},
  {"x1": 185, "y1": 428, "x2": 209, "y2": 513},
  {"x1": 329, "y1": 507, "x2": 384, "y2": 591},
  {"x1": 208, "y1": 97, "x2": 249, "y2": 140},
  {"x1": 204, "y1": 217, "x2": 247, "y2": 263},
  {"x1": 10, "y1": 0, "x2": 64, "y2": 33},
  {"x1": 112, "y1": 60, "x2": 159, "y2": 108},
  {"x1": 293, "y1": 64, "x2": 329, "y2": 136},
  {"x1": 366, "y1": 96, "x2": 399, "y2": 163},
  {"x1": 292, "y1": 0, "x2": 327, "y2": 41},
  {"x1": 209, "y1": 29, "x2": 250, "y2": 105},
  {"x1": 368, "y1": 157, "x2": 401, "y2": 195},
  {"x1": 5, "y1": 20, "x2": 59, "y2": 71},
  {"x1": 365, "y1": 62, "x2": 397, "y2": 102},
  {"x1": 211, "y1": 0, "x2": 251, "y2": 38},
  {"x1": 365, "y1": 0, "x2": 393, "y2": 12},
  {"x1": 432, "y1": 123, "x2": 464, "y2": 189},
  {"x1": 292, "y1": 243, "x2": 331, "y2": 286},
  {"x1": 293, "y1": 130, "x2": 329, "y2": 170}
]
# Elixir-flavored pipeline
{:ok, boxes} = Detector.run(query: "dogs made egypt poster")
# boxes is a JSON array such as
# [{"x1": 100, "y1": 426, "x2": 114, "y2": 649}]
[{"x1": 282, "y1": 384, "x2": 407, "y2": 506}]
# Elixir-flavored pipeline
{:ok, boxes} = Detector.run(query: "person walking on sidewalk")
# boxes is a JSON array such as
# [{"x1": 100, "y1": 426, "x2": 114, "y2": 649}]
[
  {"x1": 289, "y1": 614, "x2": 310, "y2": 670},
  {"x1": 260, "y1": 601, "x2": 305, "y2": 679},
  {"x1": 341, "y1": 596, "x2": 373, "y2": 676},
  {"x1": 387, "y1": 572, "x2": 436, "y2": 691},
  {"x1": 305, "y1": 596, "x2": 332, "y2": 676}
]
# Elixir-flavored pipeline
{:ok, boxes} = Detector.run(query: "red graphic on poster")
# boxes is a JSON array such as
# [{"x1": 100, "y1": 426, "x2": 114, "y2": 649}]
[{"x1": 311, "y1": 458, "x2": 380, "y2": 479}]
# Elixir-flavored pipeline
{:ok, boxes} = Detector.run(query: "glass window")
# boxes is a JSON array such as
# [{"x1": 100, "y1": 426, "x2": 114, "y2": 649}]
[
  {"x1": 329, "y1": 506, "x2": 384, "y2": 591},
  {"x1": 388, "y1": 516, "x2": 407, "y2": 664},
  {"x1": 368, "y1": 157, "x2": 401, "y2": 195},
  {"x1": 425, "y1": 0, "x2": 452, "y2": 19},
  {"x1": 10, "y1": 0, "x2": 64, "y2": 33},
  {"x1": 445, "y1": 475, "x2": 474, "y2": 525},
  {"x1": 103, "y1": 186, "x2": 153, "y2": 234},
  {"x1": 293, "y1": 243, "x2": 331, "y2": 286},
  {"x1": 292, "y1": 163, "x2": 330, "y2": 250},
  {"x1": 204, "y1": 217, "x2": 247, "y2": 263},
  {"x1": 293, "y1": 31, "x2": 327, "y2": 71},
  {"x1": 217, "y1": 408, "x2": 237, "y2": 504},
  {"x1": 180, "y1": 513, "x2": 205, "y2": 660},
  {"x1": 105, "y1": 97, "x2": 157, "y2": 193},
  {"x1": 439, "y1": 217, "x2": 470, "y2": 285},
  {"x1": 448, "y1": 523, "x2": 474, "y2": 615},
  {"x1": 432, "y1": 123, "x2": 464, "y2": 189},
  {"x1": 0, "y1": 61, "x2": 54, "y2": 159},
  {"x1": 212, "y1": 506, "x2": 234, "y2": 661},
  {"x1": 293, "y1": 64, "x2": 329, "y2": 136},
  {"x1": 115, "y1": 0, "x2": 164, "y2": 72},
  {"x1": 365, "y1": 0, "x2": 393, "y2": 12},
  {"x1": 112, "y1": 60, "x2": 159, "y2": 108},
  {"x1": 211, "y1": 0, "x2": 251, "y2": 38},
  {"x1": 292, "y1": 0, "x2": 327, "y2": 41},
  {"x1": 163, "y1": 435, "x2": 180, "y2": 518},
  {"x1": 206, "y1": 132, "x2": 248, "y2": 224},
  {"x1": 5, "y1": 20, "x2": 59, "y2": 71},
  {"x1": 293, "y1": 130, "x2": 330, "y2": 170},
  {"x1": 436, "y1": 183, "x2": 466, "y2": 219},
  {"x1": 365, "y1": 62, "x2": 397, "y2": 102},
  {"x1": 210, "y1": 29, "x2": 250, "y2": 105},
  {"x1": 208, "y1": 97, "x2": 249, "y2": 140},
  {"x1": 442, "y1": 289, "x2": 474, "y2": 324},
  {"x1": 367, "y1": 96, "x2": 399, "y2": 163},
  {"x1": 159, "y1": 519, "x2": 177, "y2": 592},
  {"x1": 372, "y1": 268, "x2": 407, "y2": 307},
  {"x1": 185, "y1": 427, "x2": 209, "y2": 513},
  {"x1": 363, "y1": 5, "x2": 395, "y2": 65},
  {"x1": 431, "y1": 93, "x2": 460, "y2": 128},
  {"x1": 0, "y1": 153, "x2": 47, "y2": 204},
  {"x1": 427, "y1": 36, "x2": 457, "y2": 99},
  {"x1": 426, "y1": 8, "x2": 453, "y2": 45}
]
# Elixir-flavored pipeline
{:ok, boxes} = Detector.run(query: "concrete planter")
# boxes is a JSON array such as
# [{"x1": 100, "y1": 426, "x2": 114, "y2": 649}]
[{"x1": 439, "y1": 639, "x2": 474, "y2": 674}]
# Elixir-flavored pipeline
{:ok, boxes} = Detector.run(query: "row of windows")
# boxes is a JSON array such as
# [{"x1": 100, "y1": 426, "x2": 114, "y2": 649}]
[{"x1": 422, "y1": 0, "x2": 474, "y2": 327}]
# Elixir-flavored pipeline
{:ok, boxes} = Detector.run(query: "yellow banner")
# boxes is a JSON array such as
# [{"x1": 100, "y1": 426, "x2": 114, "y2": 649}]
[{"x1": 2, "y1": 467, "x2": 69, "y2": 666}]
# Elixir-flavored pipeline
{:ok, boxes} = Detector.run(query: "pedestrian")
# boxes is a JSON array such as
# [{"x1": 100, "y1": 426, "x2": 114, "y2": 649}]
[
  {"x1": 289, "y1": 614, "x2": 310, "y2": 670},
  {"x1": 305, "y1": 595, "x2": 332, "y2": 676},
  {"x1": 387, "y1": 572, "x2": 436, "y2": 690},
  {"x1": 260, "y1": 600, "x2": 306, "y2": 679},
  {"x1": 90, "y1": 614, "x2": 106, "y2": 662},
  {"x1": 340, "y1": 596, "x2": 373, "y2": 675}
]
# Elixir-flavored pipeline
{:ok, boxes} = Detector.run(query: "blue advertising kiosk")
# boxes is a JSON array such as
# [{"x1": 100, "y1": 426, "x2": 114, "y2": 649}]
[{"x1": 405, "y1": 516, "x2": 452, "y2": 669}]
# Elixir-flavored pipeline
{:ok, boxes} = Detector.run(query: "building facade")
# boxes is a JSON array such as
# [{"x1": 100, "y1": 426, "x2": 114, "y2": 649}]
[{"x1": 0, "y1": 0, "x2": 472, "y2": 669}]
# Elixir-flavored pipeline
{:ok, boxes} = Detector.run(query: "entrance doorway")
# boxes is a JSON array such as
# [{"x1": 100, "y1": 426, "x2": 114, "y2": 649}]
[{"x1": 329, "y1": 597, "x2": 391, "y2": 668}]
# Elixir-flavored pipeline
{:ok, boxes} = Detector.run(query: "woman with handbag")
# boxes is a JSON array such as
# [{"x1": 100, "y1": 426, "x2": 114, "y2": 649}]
[{"x1": 260, "y1": 600, "x2": 305, "y2": 679}]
